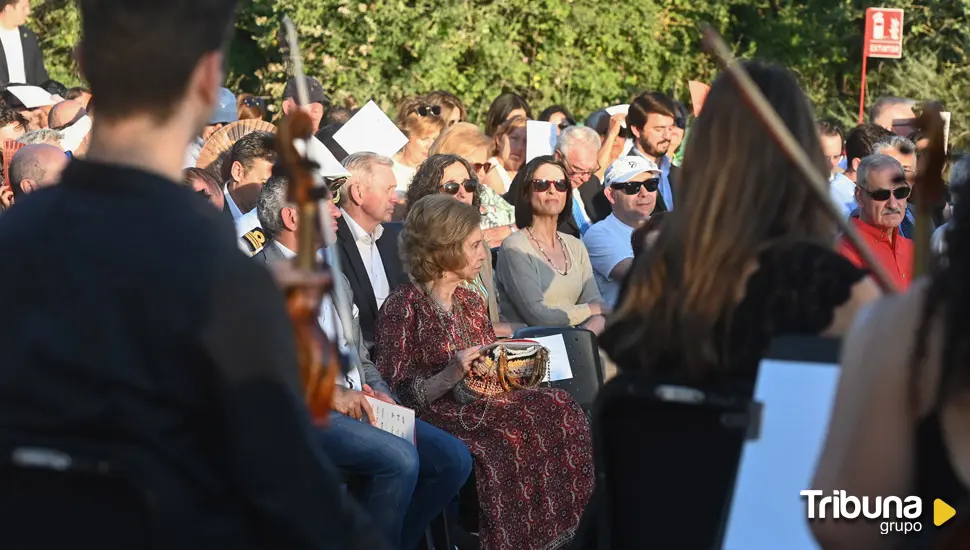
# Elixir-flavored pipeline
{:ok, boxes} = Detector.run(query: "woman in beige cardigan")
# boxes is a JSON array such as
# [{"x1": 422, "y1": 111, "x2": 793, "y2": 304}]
[{"x1": 496, "y1": 156, "x2": 610, "y2": 335}]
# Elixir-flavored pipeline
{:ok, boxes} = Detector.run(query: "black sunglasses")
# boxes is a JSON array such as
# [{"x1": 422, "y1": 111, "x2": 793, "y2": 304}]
[
  {"x1": 531, "y1": 179, "x2": 569, "y2": 193},
  {"x1": 441, "y1": 179, "x2": 478, "y2": 195},
  {"x1": 858, "y1": 185, "x2": 911, "y2": 202},
  {"x1": 416, "y1": 105, "x2": 441, "y2": 117},
  {"x1": 610, "y1": 178, "x2": 660, "y2": 195}
]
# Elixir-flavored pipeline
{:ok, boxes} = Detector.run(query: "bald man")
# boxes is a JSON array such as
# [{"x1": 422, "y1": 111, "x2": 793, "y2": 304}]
[
  {"x1": 9, "y1": 143, "x2": 68, "y2": 199},
  {"x1": 48, "y1": 99, "x2": 85, "y2": 130}
]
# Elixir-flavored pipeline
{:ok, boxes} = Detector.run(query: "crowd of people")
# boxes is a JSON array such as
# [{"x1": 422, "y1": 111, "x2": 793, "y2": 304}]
[{"x1": 0, "y1": 0, "x2": 967, "y2": 550}]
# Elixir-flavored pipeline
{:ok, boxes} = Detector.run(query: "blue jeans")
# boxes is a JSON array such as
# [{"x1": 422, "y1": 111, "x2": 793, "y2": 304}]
[{"x1": 317, "y1": 413, "x2": 472, "y2": 550}]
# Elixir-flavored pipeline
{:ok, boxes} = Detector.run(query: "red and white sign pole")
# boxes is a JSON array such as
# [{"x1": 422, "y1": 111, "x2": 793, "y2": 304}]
[{"x1": 859, "y1": 7, "x2": 905, "y2": 124}]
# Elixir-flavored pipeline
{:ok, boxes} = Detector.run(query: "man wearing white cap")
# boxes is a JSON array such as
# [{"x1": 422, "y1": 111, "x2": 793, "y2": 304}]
[{"x1": 582, "y1": 156, "x2": 662, "y2": 305}]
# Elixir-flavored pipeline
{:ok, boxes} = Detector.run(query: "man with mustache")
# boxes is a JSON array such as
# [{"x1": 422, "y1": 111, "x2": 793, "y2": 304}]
[
  {"x1": 837, "y1": 153, "x2": 914, "y2": 290},
  {"x1": 626, "y1": 91, "x2": 677, "y2": 211}
]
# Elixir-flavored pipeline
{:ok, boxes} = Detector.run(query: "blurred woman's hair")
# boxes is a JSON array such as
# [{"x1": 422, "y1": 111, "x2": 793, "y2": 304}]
[
  {"x1": 604, "y1": 61, "x2": 835, "y2": 377},
  {"x1": 430, "y1": 122, "x2": 493, "y2": 159},
  {"x1": 631, "y1": 212, "x2": 667, "y2": 258},
  {"x1": 407, "y1": 154, "x2": 481, "y2": 211},
  {"x1": 425, "y1": 90, "x2": 467, "y2": 125},
  {"x1": 538, "y1": 105, "x2": 576, "y2": 127},
  {"x1": 236, "y1": 93, "x2": 265, "y2": 121},
  {"x1": 492, "y1": 115, "x2": 527, "y2": 150},
  {"x1": 484, "y1": 92, "x2": 532, "y2": 137}
]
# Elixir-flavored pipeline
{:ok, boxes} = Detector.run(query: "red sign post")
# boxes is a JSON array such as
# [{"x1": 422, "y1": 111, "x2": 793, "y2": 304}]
[{"x1": 859, "y1": 8, "x2": 905, "y2": 123}]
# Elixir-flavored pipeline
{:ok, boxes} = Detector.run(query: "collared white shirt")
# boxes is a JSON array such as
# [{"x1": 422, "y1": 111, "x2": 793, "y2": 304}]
[
  {"x1": 0, "y1": 27, "x2": 25, "y2": 85},
  {"x1": 223, "y1": 183, "x2": 244, "y2": 220},
  {"x1": 276, "y1": 242, "x2": 363, "y2": 391},
  {"x1": 340, "y1": 208, "x2": 390, "y2": 309}
]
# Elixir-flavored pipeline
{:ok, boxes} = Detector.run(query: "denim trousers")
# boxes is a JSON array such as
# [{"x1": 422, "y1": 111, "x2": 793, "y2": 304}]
[{"x1": 317, "y1": 413, "x2": 472, "y2": 550}]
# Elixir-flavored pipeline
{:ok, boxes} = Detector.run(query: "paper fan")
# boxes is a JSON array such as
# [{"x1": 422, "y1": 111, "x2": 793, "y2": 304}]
[
  {"x1": 195, "y1": 119, "x2": 277, "y2": 181},
  {"x1": 3, "y1": 139, "x2": 25, "y2": 185}
]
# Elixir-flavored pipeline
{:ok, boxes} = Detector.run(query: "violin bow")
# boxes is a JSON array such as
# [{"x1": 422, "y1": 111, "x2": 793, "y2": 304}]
[
  {"x1": 700, "y1": 24, "x2": 899, "y2": 294},
  {"x1": 281, "y1": 16, "x2": 363, "y2": 372},
  {"x1": 911, "y1": 104, "x2": 946, "y2": 280}
]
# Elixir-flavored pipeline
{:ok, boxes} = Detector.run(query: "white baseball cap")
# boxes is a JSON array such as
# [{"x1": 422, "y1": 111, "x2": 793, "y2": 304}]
[{"x1": 604, "y1": 156, "x2": 661, "y2": 186}]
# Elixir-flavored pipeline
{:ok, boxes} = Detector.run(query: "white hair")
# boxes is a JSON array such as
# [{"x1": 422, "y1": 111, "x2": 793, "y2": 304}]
[
  {"x1": 556, "y1": 125, "x2": 600, "y2": 157},
  {"x1": 857, "y1": 154, "x2": 903, "y2": 190},
  {"x1": 340, "y1": 151, "x2": 394, "y2": 205},
  {"x1": 17, "y1": 128, "x2": 63, "y2": 147}
]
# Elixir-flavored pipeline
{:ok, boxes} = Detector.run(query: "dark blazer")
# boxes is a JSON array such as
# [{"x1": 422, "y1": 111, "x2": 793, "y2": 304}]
[
  {"x1": 335, "y1": 215, "x2": 406, "y2": 345},
  {"x1": 0, "y1": 26, "x2": 48, "y2": 86},
  {"x1": 502, "y1": 174, "x2": 612, "y2": 239}
]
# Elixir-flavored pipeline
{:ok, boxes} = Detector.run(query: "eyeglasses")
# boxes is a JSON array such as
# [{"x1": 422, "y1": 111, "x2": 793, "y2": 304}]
[
  {"x1": 610, "y1": 178, "x2": 660, "y2": 195},
  {"x1": 440, "y1": 179, "x2": 478, "y2": 195},
  {"x1": 857, "y1": 184, "x2": 912, "y2": 201},
  {"x1": 470, "y1": 162, "x2": 494, "y2": 175},
  {"x1": 563, "y1": 158, "x2": 599, "y2": 178},
  {"x1": 416, "y1": 105, "x2": 441, "y2": 117},
  {"x1": 531, "y1": 179, "x2": 569, "y2": 193}
]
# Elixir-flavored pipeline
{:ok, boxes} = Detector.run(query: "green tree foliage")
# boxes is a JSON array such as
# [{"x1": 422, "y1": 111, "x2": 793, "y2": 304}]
[{"x1": 27, "y1": 0, "x2": 970, "y2": 148}]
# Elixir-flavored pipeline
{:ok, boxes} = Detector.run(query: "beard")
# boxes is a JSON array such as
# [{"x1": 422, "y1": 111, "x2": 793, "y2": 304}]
[{"x1": 638, "y1": 134, "x2": 671, "y2": 157}]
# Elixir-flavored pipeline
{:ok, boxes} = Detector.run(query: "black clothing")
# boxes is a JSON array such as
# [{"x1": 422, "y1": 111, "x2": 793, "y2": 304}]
[
  {"x1": 334, "y1": 216, "x2": 406, "y2": 344},
  {"x1": 0, "y1": 159, "x2": 388, "y2": 550},
  {"x1": 602, "y1": 242, "x2": 867, "y2": 384},
  {"x1": 916, "y1": 412, "x2": 967, "y2": 513},
  {"x1": 0, "y1": 26, "x2": 48, "y2": 86}
]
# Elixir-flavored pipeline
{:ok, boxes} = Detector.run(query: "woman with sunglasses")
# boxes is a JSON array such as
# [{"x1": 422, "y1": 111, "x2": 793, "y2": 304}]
[
  {"x1": 407, "y1": 154, "x2": 521, "y2": 337},
  {"x1": 431, "y1": 123, "x2": 517, "y2": 246},
  {"x1": 495, "y1": 156, "x2": 609, "y2": 335},
  {"x1": 392, "y1": 96, "x2": 446, "y2": 194}
]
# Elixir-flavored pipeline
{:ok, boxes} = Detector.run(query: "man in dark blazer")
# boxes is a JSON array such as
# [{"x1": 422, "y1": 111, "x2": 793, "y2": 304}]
[
  {"x1": 0, "y1": 0, "x2": 48, "y2": 86},
  {"x1": 335, "y1": 214, "x2": 405, "y2": 345}
]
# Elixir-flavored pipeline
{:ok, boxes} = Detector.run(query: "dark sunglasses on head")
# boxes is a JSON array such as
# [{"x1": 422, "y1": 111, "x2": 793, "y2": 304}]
[
  {"x1": 441, "y1": 179, "x2": 478, "y2": 195},
  {"x1": 610, "y1": 177, "x2": 660, "y2": 195},
  {"x1": 531, "y1": 179, "x2": 569, "y2": 193},
  {"x1": 416, "y1": 105, "x2": 442, "y2": 117},
  {"x1": 859, "y1": 185, "x2": 912, "y2": 201}
]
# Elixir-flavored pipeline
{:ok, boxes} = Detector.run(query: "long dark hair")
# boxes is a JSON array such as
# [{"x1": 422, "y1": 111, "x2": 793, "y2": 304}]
[
  {"x1": 484, "y1": 92, "x2": 532, "y2": 137},
  {"x1": 406, "y1": 154, "x2": 482, "y2": 211},
  {"x1": 601, "y1": 61, "x2": 834, "y2": 379}
]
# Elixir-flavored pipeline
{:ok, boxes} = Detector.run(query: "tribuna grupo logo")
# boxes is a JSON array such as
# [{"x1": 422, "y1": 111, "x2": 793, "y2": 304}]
[{"x1": 801, "y1": 490, "x2": 923, "y2": 535}]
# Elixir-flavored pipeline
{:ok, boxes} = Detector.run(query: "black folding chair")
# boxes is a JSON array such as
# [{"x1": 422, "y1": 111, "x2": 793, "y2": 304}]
[
  {"x1": 0, "y1": 437, "x2": 160, "y2": 550},
  {"x1": 590, "y1": 372, "x2": 755, "y2": 550},
  {"x1": 514, "y1": 326, "x2": 605, "y2": 409}
]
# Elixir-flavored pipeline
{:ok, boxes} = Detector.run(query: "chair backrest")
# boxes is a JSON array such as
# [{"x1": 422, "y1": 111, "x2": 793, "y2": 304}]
[
  {"x1": 0, "y1": 437, "x2": 159, "y2": 549},
  {"x1": 515, "y1": 326, "x2": 604, "y2": 408},
  {"x1": 592, "y1": 372, "x2": 753, "y2": 550}
]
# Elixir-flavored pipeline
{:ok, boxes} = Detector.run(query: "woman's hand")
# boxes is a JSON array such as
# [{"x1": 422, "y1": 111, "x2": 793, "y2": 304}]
[
  {"x1": 581, "y1": 314, "x2": 607, "y2": 336},
  {"x1": 441, "y1": 346, "x2": 484, "y2": 386}
]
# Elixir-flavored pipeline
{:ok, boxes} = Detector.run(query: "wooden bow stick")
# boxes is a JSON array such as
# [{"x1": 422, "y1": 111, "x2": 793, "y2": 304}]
[{"x1": 700, "y1": 24, "x2": 898, "y2": 294}]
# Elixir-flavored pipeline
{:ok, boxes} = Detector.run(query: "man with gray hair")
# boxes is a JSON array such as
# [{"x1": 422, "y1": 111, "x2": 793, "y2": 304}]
[
  {"x1": 8, "y1": 143, "x2": 67, "y2": 200},
  {"x1": 504, "y1": 125, "x2": 611, "y2": 239},
  {"x1": 869, "y1": 96, "x2": 916, "y2": 132},
  {"x1": 872, "y1": 135, "x2": 921, "y2": 238},
  {"x1": 16, "y1": 127, "x2": 62, "y2": 147},
  {"x1": 335, "y1": 151, "x2": 405, "y2": 345},
  {"x1": 837, "y1": 153, "x2": 914, "y2": 289}
]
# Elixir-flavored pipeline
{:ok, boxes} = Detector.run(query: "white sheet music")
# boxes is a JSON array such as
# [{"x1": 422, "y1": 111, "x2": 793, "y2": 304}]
[
  {"x1": 722, "y1": 359, "x2": 840, "y2": 550},
  {"x1": 364, "y1": 397, "x2": 416, "y2": 446}
]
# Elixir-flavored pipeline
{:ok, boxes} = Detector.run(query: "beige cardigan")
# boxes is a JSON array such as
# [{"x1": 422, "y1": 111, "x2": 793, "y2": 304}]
[{"x1": 495, "y1": 230, "x2": 603, "y2": 327}]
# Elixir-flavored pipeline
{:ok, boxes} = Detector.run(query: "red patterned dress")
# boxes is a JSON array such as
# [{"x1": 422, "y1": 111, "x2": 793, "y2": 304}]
[{"x1": 375, "y1": 283, "x2": 594, "y2": 550}]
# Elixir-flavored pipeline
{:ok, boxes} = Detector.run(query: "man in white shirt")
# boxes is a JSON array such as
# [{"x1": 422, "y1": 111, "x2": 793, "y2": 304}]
[
  {"x1": 583, "y1": 156, "x2": 661, "y2": 306},
  {"x1": 252, "y1": 174, "x2": 472, "y2": 550},
  {"x1": 335, "y1": 151, "x2": 406, "y2": 345},
  {"x1": 626, "y1": 91, "x2": 677, "y2": 211},
  {"x1": 0, "y1": 0, "x2": 47, "y2": 86}
]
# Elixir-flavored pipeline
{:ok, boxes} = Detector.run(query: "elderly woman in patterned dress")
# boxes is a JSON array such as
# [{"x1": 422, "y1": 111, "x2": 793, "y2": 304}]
[{"x1": 375, "y1": 195, "x2": 594, "y2": 550}]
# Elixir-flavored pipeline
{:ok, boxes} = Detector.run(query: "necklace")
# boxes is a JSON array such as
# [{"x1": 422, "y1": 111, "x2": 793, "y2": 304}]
[
  {"x1": 421, "y1": 283, "x2": 472, "y2": 352},
  {"x1": 526, "y1": 228, "x2": 571, "y2": 276}
]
